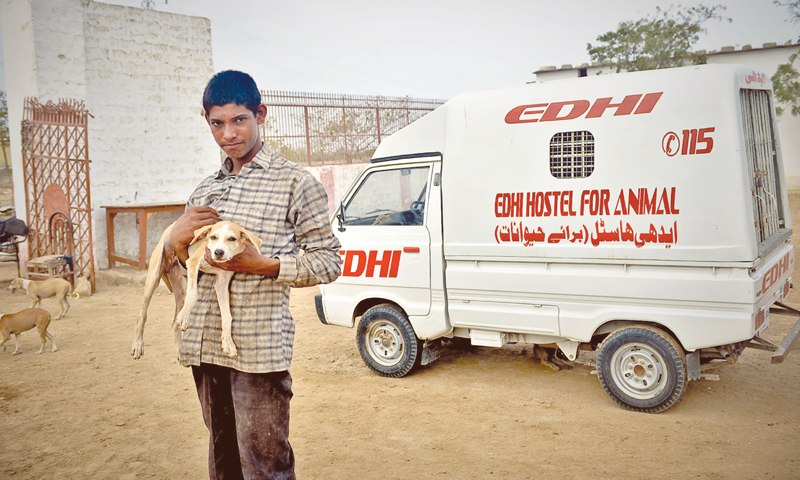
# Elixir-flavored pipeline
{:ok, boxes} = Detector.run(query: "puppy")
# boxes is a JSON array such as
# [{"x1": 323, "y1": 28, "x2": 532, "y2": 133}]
[
  {"x1": 175, "y1": 221, "x2": 262, "y2": 358},
  {"x1": 0, "y1": 307, "x2": 57, "y2": 355},
  {"x1": 131, "y1": 222, "x2": 187, "y2": 360},
  {"x1": 8, "y1": 277, "x2": 71, "y2": 320},
  {"x1": 72, "y1": 275, "x2": 92, "y2": 299},
  {"x1": 533, "y1": 346, "x2": 571, "y2": 372}
]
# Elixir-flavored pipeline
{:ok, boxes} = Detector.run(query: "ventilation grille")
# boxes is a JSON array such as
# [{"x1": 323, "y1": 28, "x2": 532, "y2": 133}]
[{"x1": 549, "y1": 131, "x2": 595, "y2": 179}]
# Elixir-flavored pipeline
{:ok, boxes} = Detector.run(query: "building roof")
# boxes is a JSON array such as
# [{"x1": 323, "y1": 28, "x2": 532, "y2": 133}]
[
  {"x1": 702, "y1": 41, "x2": 799, "y2": 56},
  {"x1": 535, "y1": 41, "x2": 800, "y2": 74},
  {"x1": 534, "y1": 62, "x2": 600, "y2": 75}
]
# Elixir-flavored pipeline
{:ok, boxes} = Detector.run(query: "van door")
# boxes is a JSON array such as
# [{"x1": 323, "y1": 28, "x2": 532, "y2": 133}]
[{"x1": 331, "y1": 162, "x2": 434, "y2": 318}]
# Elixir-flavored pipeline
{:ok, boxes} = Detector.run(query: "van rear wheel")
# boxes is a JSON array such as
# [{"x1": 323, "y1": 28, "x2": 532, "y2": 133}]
[
  {"x1": 357, "y1": 305, "x2": 421, "y2": 378},
  {"x1": 596, "y1": 325, "x2": 687, "y2": 414}
]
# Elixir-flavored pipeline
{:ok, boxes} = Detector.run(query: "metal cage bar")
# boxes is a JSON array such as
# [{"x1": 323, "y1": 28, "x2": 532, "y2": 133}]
[
  {"x1": 260, "y1": 91, "x2": 445, "y2": 166},
  {"x1": 740, "y1": 89, "x2": 783, "y2": 245}
]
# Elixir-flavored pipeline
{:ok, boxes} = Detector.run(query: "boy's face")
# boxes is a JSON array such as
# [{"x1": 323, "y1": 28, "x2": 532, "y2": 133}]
[{"x1": 206, "y1": 103, "x2": 267, "y2": 164}]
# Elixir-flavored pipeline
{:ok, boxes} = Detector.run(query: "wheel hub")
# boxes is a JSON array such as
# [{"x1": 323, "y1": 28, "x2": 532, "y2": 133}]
[
  {"x1": 366, "y1": 320, "x2": 405, "y2": 367},
  {"x1": 610, "y1": 344, "x2": 668, "y2": 400}
]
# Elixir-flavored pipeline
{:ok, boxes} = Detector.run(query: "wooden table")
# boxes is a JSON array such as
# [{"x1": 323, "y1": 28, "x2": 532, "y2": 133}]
[{"x1": 102, "y1": 202, "x2": 186, "y2": 270}]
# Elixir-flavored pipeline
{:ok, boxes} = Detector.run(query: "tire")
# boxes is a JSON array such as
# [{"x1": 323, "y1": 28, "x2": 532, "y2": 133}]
[
  {"x1": 356, "y1": 304, "x2": 421, "y2": 378},
  {"x1": 596, "y1": 325, "x2": 687, "y2": 414}
]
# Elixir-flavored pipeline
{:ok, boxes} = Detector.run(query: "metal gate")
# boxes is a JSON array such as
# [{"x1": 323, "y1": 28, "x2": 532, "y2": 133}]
[{"x1": 21, "y1": 98, "x2": 95, "y2": 288}]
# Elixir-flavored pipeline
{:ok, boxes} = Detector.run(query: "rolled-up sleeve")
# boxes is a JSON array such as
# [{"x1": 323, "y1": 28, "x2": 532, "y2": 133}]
[{"x1": 276, "y1": 174, "x2": 341, "y2": 287}]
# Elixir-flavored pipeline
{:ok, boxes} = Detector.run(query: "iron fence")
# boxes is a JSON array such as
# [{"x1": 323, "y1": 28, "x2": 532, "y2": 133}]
[{"x1": 260, "y1": 91, "x2": 446, "y2": 166}]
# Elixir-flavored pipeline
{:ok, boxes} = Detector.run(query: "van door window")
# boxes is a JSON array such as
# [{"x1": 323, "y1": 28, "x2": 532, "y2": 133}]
[{"x1": 343, "y1": 167, "x2": 430, "y2": 226}]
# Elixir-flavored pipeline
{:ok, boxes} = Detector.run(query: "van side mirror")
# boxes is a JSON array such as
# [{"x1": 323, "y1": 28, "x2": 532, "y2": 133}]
[{"x1": 336, "y1": 201, "x2": 346, "y2": 232}]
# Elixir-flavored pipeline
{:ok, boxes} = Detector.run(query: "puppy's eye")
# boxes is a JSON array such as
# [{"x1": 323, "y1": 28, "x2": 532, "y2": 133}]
[
  {"x1": 210, "y1": 235, "x2": 217, "y2": 240},
  {"x1": 228, "y1": 236, "x2": 236, "y2": 242}
]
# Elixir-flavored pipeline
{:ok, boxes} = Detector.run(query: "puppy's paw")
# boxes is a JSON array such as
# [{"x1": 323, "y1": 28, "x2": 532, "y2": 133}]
[
  {"x1": 221, "y1": 336, "x2": 238, "y2": 358},
  {"x1": 175, "y1": 312, "x2": 189, "y2": 331},
  {"x1": 131, "y1": 341, "x2": 144, "y2": 359}
]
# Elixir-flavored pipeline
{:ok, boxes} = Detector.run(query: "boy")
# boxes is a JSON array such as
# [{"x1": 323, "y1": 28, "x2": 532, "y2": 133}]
[{"x1": 171, "y1": 70, "x2": 341, "y2": 479}]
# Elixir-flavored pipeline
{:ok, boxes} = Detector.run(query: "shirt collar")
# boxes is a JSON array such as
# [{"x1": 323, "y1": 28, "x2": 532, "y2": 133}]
[{"x1": 216, "y1": 142, "x2": 271, "y2": 178}]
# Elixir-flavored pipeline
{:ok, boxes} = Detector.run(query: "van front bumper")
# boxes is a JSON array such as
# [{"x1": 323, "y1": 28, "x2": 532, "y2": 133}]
[{"x1": 314, "y1": 294, "x2": 328, "y2": 325}]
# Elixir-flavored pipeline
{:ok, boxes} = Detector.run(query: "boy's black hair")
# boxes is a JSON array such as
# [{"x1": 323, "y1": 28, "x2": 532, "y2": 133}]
[{"x1": 202, "y1": 70, "x2": 261, "y2": 116}]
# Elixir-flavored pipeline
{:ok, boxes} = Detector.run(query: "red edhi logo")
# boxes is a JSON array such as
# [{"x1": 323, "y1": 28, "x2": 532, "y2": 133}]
[
  {"x1": 340, "y1": 250, "x2": 401, "y2": 278},
  {"x1": 505, "y1": 93, "x2": 663, "y2": 124},
  {"x1": 762, "y1": 252, "x2": 791, "y2": 293}
]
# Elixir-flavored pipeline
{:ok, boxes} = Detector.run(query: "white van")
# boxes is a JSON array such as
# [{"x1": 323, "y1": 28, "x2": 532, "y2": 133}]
[{"x1": 315, "y1": 64, "x2": 800, "y2": 413}]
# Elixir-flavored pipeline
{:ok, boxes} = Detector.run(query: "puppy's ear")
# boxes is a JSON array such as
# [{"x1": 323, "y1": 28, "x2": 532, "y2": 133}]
[
  {"x1": 241, "y1": 229, "x2": 263, "y2": 251},
  {"x1": 190, "y1": 225, "x2": 214, "y2": 245}
]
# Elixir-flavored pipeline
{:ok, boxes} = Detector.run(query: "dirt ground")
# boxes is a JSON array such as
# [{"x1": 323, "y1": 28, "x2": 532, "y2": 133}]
[{"x1": 1, "y1": 199, "x2": 799, "y2": 479}]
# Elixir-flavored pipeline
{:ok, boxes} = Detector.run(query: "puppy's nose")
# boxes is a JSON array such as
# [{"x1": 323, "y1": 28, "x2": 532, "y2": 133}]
[{"x1": 214, "y1": 249, "x2": 225, "y2": 259}]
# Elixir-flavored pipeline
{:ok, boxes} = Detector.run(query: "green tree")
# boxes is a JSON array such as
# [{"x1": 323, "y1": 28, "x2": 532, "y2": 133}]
[
  {"x1": 587, "y1": 4, "x2": 730, "y2": 72},
  {"x1": 772, "y1": 0, "x2": 800, "y2": 116},
  {"x1": 0, "y1": 90, "x2": 9, "y2": 169}
]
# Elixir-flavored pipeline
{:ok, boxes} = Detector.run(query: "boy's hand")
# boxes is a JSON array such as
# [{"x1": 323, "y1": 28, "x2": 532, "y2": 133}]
[
  {"x1": 170, "y1": 206, "x2": 220, "y2": 263},
  {"x1": 204, "y1": 244, "x2": 281, "y2": 277}
]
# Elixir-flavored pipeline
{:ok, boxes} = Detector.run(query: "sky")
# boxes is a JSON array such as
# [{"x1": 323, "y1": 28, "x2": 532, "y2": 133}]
[{"x1": 0, "y1": 0, "x2": 799, "y2": 100}]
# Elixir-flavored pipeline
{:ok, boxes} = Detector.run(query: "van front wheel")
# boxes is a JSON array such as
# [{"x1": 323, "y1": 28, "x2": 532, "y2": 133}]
[
  {"x1": 357, "y1": 305, "x2": 421, "y2": 378},
  {"x1": 596, "y1": 325, "x2": 687, "y2": 413}
]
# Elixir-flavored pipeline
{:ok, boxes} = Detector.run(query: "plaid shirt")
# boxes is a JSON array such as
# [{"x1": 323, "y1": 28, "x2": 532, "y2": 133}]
[{"x1": 179, "y1": 144, "x2": 341, "y2": 373}]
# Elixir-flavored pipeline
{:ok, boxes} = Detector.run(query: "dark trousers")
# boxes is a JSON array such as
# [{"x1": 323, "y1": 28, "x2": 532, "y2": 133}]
[{"x1": 192, "y1": 363, "x2": 295, "y2": 480}]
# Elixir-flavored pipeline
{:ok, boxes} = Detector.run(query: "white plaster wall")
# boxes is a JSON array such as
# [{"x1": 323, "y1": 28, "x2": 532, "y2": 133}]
[
  {"x1": 83, "y1": 2, "x2": 217, "y2": 267},
  {"x1": 30, "y1": 0, "x2": 87, "y2": 100},
  {"x1": 305, "y1": 163, "x2": 366, "y2": 218},
  {"x1": 329, "y1": 164, "x2": 365, "y2": 204},
  {"x1": 706, "y1": 45, "x2": 800, "y2": 190}
]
